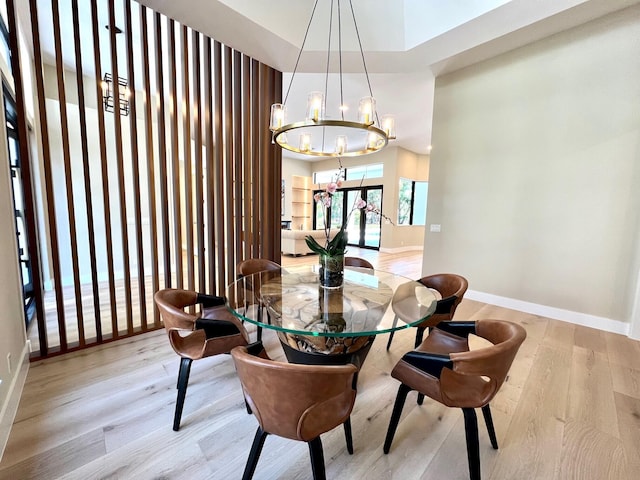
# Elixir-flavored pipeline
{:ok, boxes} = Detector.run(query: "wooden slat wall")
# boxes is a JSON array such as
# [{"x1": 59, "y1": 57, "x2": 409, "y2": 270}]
[{"x1": 21, "y1": 0, "x2": 282, "y2": 359}]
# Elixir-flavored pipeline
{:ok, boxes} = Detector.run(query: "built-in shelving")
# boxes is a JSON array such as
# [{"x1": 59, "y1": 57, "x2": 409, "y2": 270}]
[{"x1": 290, "y1": 175, "x2": 312, "y2": 230}]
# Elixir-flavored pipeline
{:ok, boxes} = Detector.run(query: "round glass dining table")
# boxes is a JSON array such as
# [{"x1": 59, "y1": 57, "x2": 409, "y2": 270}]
[{"x1": 225, "y1": 265, "x2": 437, "y2": 365}]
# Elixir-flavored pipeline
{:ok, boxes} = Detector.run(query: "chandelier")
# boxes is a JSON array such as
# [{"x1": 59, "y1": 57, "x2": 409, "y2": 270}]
[
  {"x1": 102, "y1": 73, "x2": 130, "y2": 116},
  {"x1": 269, "y1": 0, "x2": 396, "y2": 157}
]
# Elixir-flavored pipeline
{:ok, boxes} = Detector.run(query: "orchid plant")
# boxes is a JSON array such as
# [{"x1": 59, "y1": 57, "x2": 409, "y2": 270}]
[{"x1": 305, "y1": 162, "x2": 390, "y2": 258}]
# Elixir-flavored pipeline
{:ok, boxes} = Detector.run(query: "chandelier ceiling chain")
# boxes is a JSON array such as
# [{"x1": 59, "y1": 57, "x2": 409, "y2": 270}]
[{"x1": 269, "y1": 0, "x2": 396, "y2": 157}]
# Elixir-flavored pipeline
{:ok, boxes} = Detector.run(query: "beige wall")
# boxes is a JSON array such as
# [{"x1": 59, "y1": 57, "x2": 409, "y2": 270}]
[{"x1": 423, "y1": 6, "x2": 640, "y2": 328}]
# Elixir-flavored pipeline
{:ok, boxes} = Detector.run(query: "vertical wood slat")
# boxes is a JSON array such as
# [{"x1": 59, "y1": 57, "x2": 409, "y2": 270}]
[
  {"x1": 89, "y1": 0, "x2": 118, "y2": 337},
  {"x1": 51, "y1": 0, "x2": 85, "y2": 346},
  {"x1": 259, "y1": 63, "x2": 269, "y2": 258},
  {"x1": 124, "y1": 0, "x2": 147, "y2": 330},
  {"x1": 213, "y1": 41, "x2": 225, "y2": 293},
  {"x1": 70, "y1": 0, "x2": 100, "y2": 344},
  {"x1": 223, "y1": 46, "x2": 233, "y2": 287},
  {"x1": 154, "y1": 12, "x2": 171, "y2": 290},
  {"x1": 273, "y1": 70, "x2": 283, "y2": 263},
  {"x1": 241, "y1": 55, "x2": 252, "y2": 262},
  {"x1": 140, "y1": 5, "x2": 160, "y2": 327},
  {"x1": 6, "y1": 0, "x2": 48, "y2": 354},
  {"x1": 204, "y1": 37, "x2": 215, "y2": 294},
  {"x1": 232, "y1": 50, "x2": 243, "y2": 270},
  {"x1": 108, "y1": 0, "x2": 133, "y2": 336},
  {"x1": 192, "y1": 30, "x2": 205, "y2": 292},
  {"x1": 141, "y1": 9, "x2": 157, "y2": 320},
  {"x1": 250, "y1": 59, "x2": 261, "y2": 260},
  {"x1": 168, "y1": 18, "x2": 183, "y2": 290},
  {"x1": 181, "y1": 26, "x2": 194, "y2": 296}
]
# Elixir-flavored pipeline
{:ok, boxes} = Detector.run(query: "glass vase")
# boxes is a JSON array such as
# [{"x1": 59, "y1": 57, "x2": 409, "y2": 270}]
[{"x1": 318, "y1": 253, "x2": 344, "y2": 289}]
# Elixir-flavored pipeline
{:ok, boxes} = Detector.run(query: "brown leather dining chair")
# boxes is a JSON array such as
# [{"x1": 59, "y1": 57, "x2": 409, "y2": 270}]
[
  {"x1": 344, "y1": 256, "x2": 374, "y2": 269},
  {"x1": 386, "y1": 273, "x2": 468, "y2": 350},
  {"x1": 237, "y1": 259, "x2": 282, "y2": 342},
  {"x1": 231, "y1": 344, "x2": 358, "y2": 480},
  {"x1": 383, "y1": 319, "x2": 526, "y2": 480},
  {"x1": 154, "y1": 288, "x2": 250, "y2": 431}
]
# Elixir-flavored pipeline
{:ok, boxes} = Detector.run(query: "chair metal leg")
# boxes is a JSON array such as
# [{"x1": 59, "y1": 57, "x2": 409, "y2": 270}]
[
  {"x1": 343, "y1": 417, "x2": 353, "y2": 454},
  {"x1": 173, "y1": 357, "x2": 193, "y2": 431},
  {"x1": 414, "y1": 327, "x2": 426, "y2": 348},
  {"x1": 242, "y1": 426, "x2": 269, "y2": 480},
  {"x1": 462, "y1": 408, "x2": 481, "y2": 480},
  {"x1": 383, "y1": 383, "x2": 411, "y2": 453},
  {"x1": 481, "y1": 404, "x2": 498, "y2": 449},
  {"x1": 256, "y1": 304, "x2": 263, "y2": 342},
  {"x1": 385, "y1": 315, "x2": 399, "y2": 350},
  {"x1": 308, "y1": 436, "x2": 326, "y2": 480}
]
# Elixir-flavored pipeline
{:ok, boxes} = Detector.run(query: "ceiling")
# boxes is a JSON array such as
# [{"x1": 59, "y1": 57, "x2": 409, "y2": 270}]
[{"x1": 28, "y1": 0, "x2": 640, "y2": 157}]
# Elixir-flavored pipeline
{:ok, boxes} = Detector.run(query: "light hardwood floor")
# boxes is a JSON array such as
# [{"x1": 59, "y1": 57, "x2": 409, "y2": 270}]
[{"x1": 3, "y1": 250, "x2": 640, "y2": 479}]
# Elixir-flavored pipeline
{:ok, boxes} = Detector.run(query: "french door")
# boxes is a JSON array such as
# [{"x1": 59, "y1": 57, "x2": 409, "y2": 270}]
[{"x1": 314, "y1": 186, "x2": 384, "y2": 250}]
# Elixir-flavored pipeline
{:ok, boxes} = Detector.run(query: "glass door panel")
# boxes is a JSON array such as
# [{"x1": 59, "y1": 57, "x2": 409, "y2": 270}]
[
  {"x1": 329, "y1": 191, "x2": 344, "y2": 231},
  {"x1": 364, "y1": 188, "x2": 382, "y2": 248},
  {"x1": 346, "y1": 190, "x2": 363, "y2": 245}
]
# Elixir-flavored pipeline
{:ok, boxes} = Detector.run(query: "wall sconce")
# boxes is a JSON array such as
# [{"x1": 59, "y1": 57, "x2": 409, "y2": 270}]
[{"x1": 102, "y1": 73, "x2": 130, "y2": 116}]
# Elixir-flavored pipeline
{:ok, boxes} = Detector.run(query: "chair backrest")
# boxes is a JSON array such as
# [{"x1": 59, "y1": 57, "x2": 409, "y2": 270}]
[
  {"x1": 344, "y1": 257, "x2": 374, "y2": 270},
  {"x1": 419, "y1": 273, "x2": 468, "y2": 321},
  {"x1": 155, "y1": 288, "x2": 199, "y2": 331},
  {"x1": 237, "y1": 259, "x2": 281, "y2": 277},
  {"x1": 440, "y1": 319, "x2": 526, "y2": 407},
  {"x1": 344, "y1": 257, "x2": 374, "y2": 269},
  {"x1": 155, "y1": 288, "x2": 248, "y2": 359},
  {"x1": 231, "y1": 346, "x2": 357, "y2": 442}
]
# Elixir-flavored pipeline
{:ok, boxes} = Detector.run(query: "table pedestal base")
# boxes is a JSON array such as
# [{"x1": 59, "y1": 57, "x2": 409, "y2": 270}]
[{"x1": 279, "y1": 334, "x2": 375, "y2": 370}]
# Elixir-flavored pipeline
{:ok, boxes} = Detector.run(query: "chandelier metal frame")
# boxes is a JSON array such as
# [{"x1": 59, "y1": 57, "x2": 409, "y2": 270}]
[{"x1": 269, "y1": 0, "x2": 395, "y2": 157}]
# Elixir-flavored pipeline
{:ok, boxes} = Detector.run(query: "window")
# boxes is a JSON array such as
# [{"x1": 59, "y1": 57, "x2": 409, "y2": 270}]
[
  {"x1": 398, "y1": 178, "x2": 428, "y2": 225},
  {"x1": 313, "y1": 163, "x2": 383, "y2": 184},
  {"x1": 0, "y1": 6, "x2": 10, "y2": 72},
  {"x1": 313, "y1": 169, "x2": 336, "y2": 184},
  {"x1": 345, "y1": 163, "x2": 383, "y2": 181}
]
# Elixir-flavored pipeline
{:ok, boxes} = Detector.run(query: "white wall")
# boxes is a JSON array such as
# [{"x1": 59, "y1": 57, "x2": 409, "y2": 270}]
[{"x1": 424, "y1": 6, "x2": 640, "y2": 332}]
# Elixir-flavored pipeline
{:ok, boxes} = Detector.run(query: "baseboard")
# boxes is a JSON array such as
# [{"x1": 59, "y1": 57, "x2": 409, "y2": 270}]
[
  {"x1": 465, "y1": 289, "x2": 630, "y2": 336},
  {"x1": 379, "y1": 245, "x2": 424, "y2": 254},
  {"x1": 0, "y1": 342, "x2": 30, "y2": 461}
]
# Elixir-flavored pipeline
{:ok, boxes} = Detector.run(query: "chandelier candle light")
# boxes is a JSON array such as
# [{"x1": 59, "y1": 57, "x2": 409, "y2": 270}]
[{"x1": 269, "y1": 0, "x2": 396, "y2": 157}]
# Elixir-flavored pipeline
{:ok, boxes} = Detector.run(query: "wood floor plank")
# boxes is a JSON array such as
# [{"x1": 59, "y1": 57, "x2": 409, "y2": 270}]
[
  {"x1": 567, "y1": 347, "x2": 619, "y2": 438},
  {"x1": 558, "y1": 419, "x2": 630, "y2": 480},
  {"x1": 610, "y1": 365, "x2": 640, "y2": 400},
  {"x1": 573, "y1": 325, "x2": 607, "y2": 354},
  {"x1": 0, "y1": 428, "x2": 105, "y2": 480},
  {"x1": 489, "y1": 344, "x2": 572, "y2": 480},
  {"x1": 613, "y1": 392, "x2": 640, "y2": 474},
  {"x1": 605, "y1": 332, "x2": 640, "y2": 370}
]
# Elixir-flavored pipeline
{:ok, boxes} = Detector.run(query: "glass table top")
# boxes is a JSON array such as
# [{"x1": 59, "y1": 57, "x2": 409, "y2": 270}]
[{"x1": 225, "y1": 265, "x2": 437, "y2": 338}]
